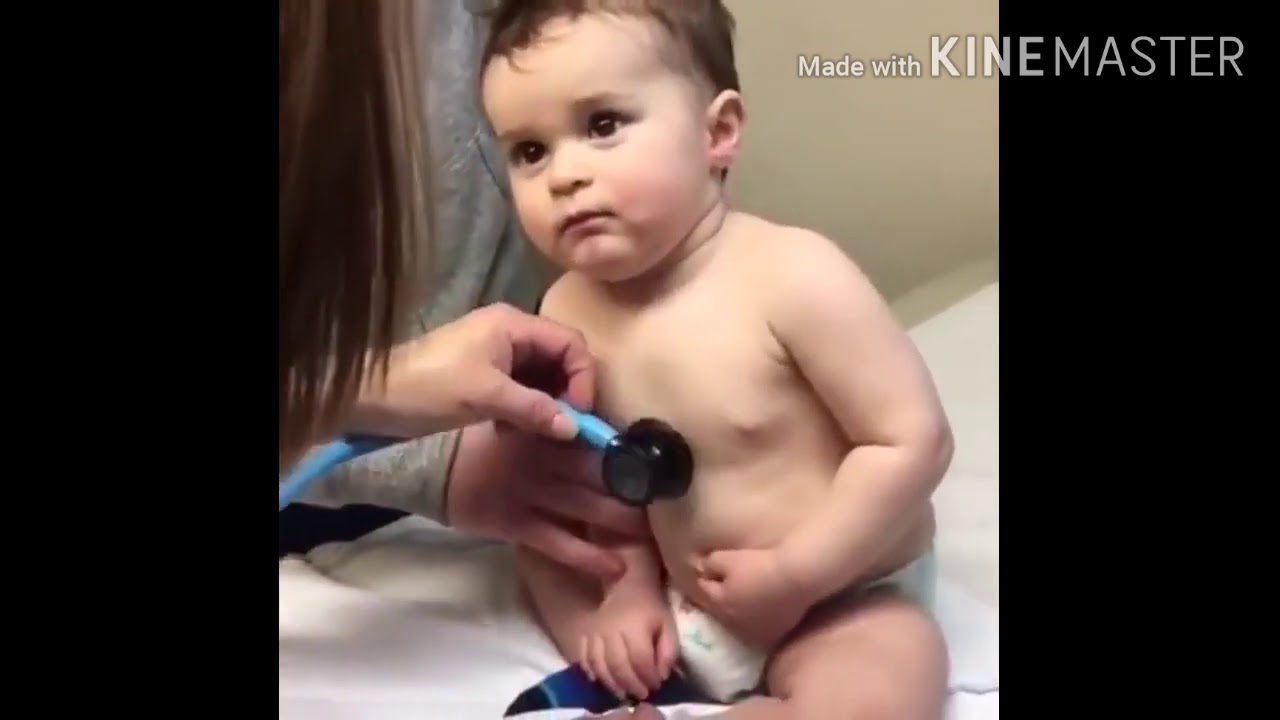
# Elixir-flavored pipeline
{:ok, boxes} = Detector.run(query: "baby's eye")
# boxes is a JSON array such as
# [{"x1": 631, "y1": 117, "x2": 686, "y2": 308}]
[
  {"x1": 510, "y1": 141, "x2": 545, "y2": 166},
  {"x1": 587, "y1": 111, "x2": 625, "y2": 139}
]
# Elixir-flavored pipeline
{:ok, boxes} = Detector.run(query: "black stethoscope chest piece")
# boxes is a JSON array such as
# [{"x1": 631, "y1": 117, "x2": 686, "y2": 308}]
[{"x1": 601, "y1": 417, "x2": 694, "y2": 506}]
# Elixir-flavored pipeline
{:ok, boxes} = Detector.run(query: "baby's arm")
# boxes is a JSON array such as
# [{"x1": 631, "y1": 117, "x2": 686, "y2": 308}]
[{"x1": 767, "y1": 230, "x2": 954, "y2": 602}]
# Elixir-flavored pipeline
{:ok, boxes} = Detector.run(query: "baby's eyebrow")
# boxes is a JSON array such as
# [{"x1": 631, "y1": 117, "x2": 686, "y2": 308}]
[
  {"x1": 495, "y1": 127, "x2": 527, "y2": 144},
  {"x1": 569, "y1": 90, "x2": 631, "y2": 111},
  {"x1": 494, "y1": 119, "x2": 542, "y2": 144}
]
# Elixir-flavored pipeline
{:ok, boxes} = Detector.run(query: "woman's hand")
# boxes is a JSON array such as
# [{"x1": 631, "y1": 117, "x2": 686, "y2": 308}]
[
  {"x1": 349, "y1": 303, "x2": 596, "y2": 442},
  {"x1": 446, "y1": 420, "x2": 650, "y2": 581}
]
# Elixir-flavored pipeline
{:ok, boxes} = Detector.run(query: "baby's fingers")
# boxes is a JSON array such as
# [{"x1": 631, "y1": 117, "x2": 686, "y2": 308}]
[{"x1": 696, "y1": 578, "x2": 726, "y2": 610}]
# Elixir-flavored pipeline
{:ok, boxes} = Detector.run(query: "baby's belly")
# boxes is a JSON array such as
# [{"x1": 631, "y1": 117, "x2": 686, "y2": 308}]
[{"x1": 648, "y1": 459, "x2": 831, "y2": 604}]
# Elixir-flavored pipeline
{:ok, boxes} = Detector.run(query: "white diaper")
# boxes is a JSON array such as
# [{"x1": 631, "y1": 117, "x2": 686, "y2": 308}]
[
  {"x1": 668, "y1": 548, "x2": 938, "y2": 703},
  {"x1": 667, "y1": 585, "x2": 766, "y2": 703}
]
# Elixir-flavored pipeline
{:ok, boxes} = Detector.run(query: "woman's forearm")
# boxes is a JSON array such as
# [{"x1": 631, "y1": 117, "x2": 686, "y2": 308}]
[{"x1": 279, "y1": 428, "x2": 462, "y2": 522}]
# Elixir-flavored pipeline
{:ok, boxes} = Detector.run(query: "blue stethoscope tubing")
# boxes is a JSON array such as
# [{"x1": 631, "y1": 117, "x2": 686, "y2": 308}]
[{"x1": 278, "y1": 401, "x2": 618, "y2": 510}]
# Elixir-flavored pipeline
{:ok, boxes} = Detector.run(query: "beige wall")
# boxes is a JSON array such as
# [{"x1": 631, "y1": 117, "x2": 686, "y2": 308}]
[{"x1": 723, "y1": 0, "x2": 999, "y2": 302}]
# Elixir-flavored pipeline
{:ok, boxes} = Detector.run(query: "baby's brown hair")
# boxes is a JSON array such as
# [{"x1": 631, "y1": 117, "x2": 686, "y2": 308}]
[{"x1": 478, "y1": 0, "x2": 740, "y2": 100}]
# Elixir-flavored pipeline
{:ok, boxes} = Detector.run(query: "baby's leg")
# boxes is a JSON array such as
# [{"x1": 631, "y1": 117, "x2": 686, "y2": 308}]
[
  {"x1": 721, "y1": 590, "x2": 948, "y2": 720},
  {"x1": 515, "y1": 546, "x2": 602, "y2": 663}
]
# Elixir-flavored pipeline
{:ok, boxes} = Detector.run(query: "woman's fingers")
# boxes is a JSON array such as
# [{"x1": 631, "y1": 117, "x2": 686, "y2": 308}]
[
  {"x1": 344, "y1": 303, "x2": 599, "y2": 441},
  {"x1": 517, "y1": 438, "x2": 649, "y2": 536},
  {"x1": 531, "y1": 482, "x2": 648, "y2": 536},
  {"x1": 499, "y1": 305, "x2": 597, "y2": 411},
  {"x1": 520, "y1": 515, "x2": 626, "y2": 581},
  {"x1": 470, "y1": 368, "x2": 577, "y2": 441}
]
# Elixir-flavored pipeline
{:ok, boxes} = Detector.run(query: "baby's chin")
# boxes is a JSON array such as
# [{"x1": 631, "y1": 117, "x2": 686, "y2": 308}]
[{"x1": 560, "y1": 235, "x2": 662, "y2": 283}]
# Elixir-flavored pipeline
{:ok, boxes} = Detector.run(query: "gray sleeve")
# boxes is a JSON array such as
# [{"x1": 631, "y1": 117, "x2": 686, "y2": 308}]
[
  {"x1": 407, "y1": 0, "x2": 549, "y2": 335},
  {"x1": 282, "y1": 430, "x2": 460, "y2": 522}
]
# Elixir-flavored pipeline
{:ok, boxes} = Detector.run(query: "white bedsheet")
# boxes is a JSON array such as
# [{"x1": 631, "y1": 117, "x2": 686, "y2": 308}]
[
  {"x1": 279, "y1": 281, "x2": 1000, "y2": 719},
  {"x1": 281, "y1": 518, "x2": 997, "y2": 719},
  {"x1": 911, "y1": 282, "x2": 999, "y2": 609}
]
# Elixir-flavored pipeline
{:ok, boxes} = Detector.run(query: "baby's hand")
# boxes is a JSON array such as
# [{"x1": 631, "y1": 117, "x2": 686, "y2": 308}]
[
  {"x1": 694, "y1": 548, "x2": 812, "y2": 650},
  {"x1": 577, "y1": 584, "x2": 678, "y2": 700}
]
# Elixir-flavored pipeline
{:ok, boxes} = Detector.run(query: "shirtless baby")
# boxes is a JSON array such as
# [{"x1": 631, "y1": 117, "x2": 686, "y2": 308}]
[{"x1": 478, "y1": 2, "x2": 955, "y2": 717}]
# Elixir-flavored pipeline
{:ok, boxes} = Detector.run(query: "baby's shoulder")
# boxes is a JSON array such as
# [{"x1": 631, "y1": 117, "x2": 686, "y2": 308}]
[
  {"x1": 721, "y1": 211, "x2": 865, "y2": 289},
  {"x1": 537, "y1": 271, "x2": 628, "y2": 341},
  {"x1": 538, "y1": 271, "x2": 594, "y2": 321}
]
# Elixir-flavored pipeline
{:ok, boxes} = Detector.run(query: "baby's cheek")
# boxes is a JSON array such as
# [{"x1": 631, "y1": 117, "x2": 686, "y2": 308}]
[
  {"x1": 513, "y1": 194, "x2": 558, "y2": 254},
  {"x1": 611, "y1": 158, "x2": 697, "y2": 226}
]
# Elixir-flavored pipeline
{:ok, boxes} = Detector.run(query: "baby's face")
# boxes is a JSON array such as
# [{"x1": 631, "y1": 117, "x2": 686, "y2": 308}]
[{"x1": 482, "y1": 15, "x2": 718, "y2": 282}]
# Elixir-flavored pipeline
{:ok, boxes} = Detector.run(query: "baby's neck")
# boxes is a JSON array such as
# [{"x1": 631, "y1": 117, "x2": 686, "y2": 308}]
[{"x1": 601, "y1": 196, "x2": 730, "y2": 306}]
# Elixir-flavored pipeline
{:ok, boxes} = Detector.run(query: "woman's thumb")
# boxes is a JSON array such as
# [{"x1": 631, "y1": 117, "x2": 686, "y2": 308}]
[{"x1": 479, "y1": 373, "x2": 578, "y2": 441}]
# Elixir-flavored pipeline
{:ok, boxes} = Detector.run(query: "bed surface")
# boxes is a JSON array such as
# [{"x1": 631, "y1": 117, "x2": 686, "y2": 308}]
[
  {"x1": 279, "y1": 281, "x2": 999, "y2": 718},
  {"x1": 280, "y1": 523, "x2": 998, "y2": 718},
  {"x1": 912, "y1": 281, "x2": 999, "y2": 609}
]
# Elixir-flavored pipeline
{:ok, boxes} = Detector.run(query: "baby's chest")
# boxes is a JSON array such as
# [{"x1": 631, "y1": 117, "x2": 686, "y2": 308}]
[{"x1": 589, "y1": 313, "x2": 792, "y2": 454}]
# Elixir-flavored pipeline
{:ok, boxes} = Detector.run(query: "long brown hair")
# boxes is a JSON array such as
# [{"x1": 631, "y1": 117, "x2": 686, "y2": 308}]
[{"x1": 279, "y1": 0, "x2": 431, "y2": 467}]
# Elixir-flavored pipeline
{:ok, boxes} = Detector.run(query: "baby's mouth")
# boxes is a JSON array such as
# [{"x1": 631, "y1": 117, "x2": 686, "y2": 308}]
[{"x1": 559, "y1": 209, "x2": 614, "y2": 234}]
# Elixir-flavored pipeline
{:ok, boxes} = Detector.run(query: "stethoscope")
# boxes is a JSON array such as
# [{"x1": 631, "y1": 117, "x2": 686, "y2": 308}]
[{"x1": 278, "y1": 401, "x2": 693, "y2": 510}]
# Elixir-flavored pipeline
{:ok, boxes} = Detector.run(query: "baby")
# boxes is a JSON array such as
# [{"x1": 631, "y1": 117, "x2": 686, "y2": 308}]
[{"x1": 478, "y1": 1, "x2": 954, "y2": 717}]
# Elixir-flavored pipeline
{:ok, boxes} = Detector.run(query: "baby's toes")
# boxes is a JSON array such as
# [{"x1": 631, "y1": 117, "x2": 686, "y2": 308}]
[
  {"x1": 590, "y1": 635, "x2": 624, "y2": 698},
  {"x1": 575, "y1": 635, "x2": 595, "y2": 682},
  {"x1": 623, "y1": 627, "x2": 661, "y2": 690},
  {"x1": 607, "y1": 633, "x2": 649, "y2": 699}
]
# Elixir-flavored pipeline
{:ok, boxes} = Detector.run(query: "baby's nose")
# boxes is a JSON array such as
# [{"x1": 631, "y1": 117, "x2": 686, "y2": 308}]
[
  {"x1": 549, "y1": 174, "x2": 591, "y2": 197},
  {"x1": 548, "y1": 148, "x2": 593, "y2": 195}
]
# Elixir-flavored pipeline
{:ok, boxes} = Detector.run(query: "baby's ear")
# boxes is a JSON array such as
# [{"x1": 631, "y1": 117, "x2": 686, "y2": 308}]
[{"x1": 704, "y1": 89, "x2": 745, "y2": 173}]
